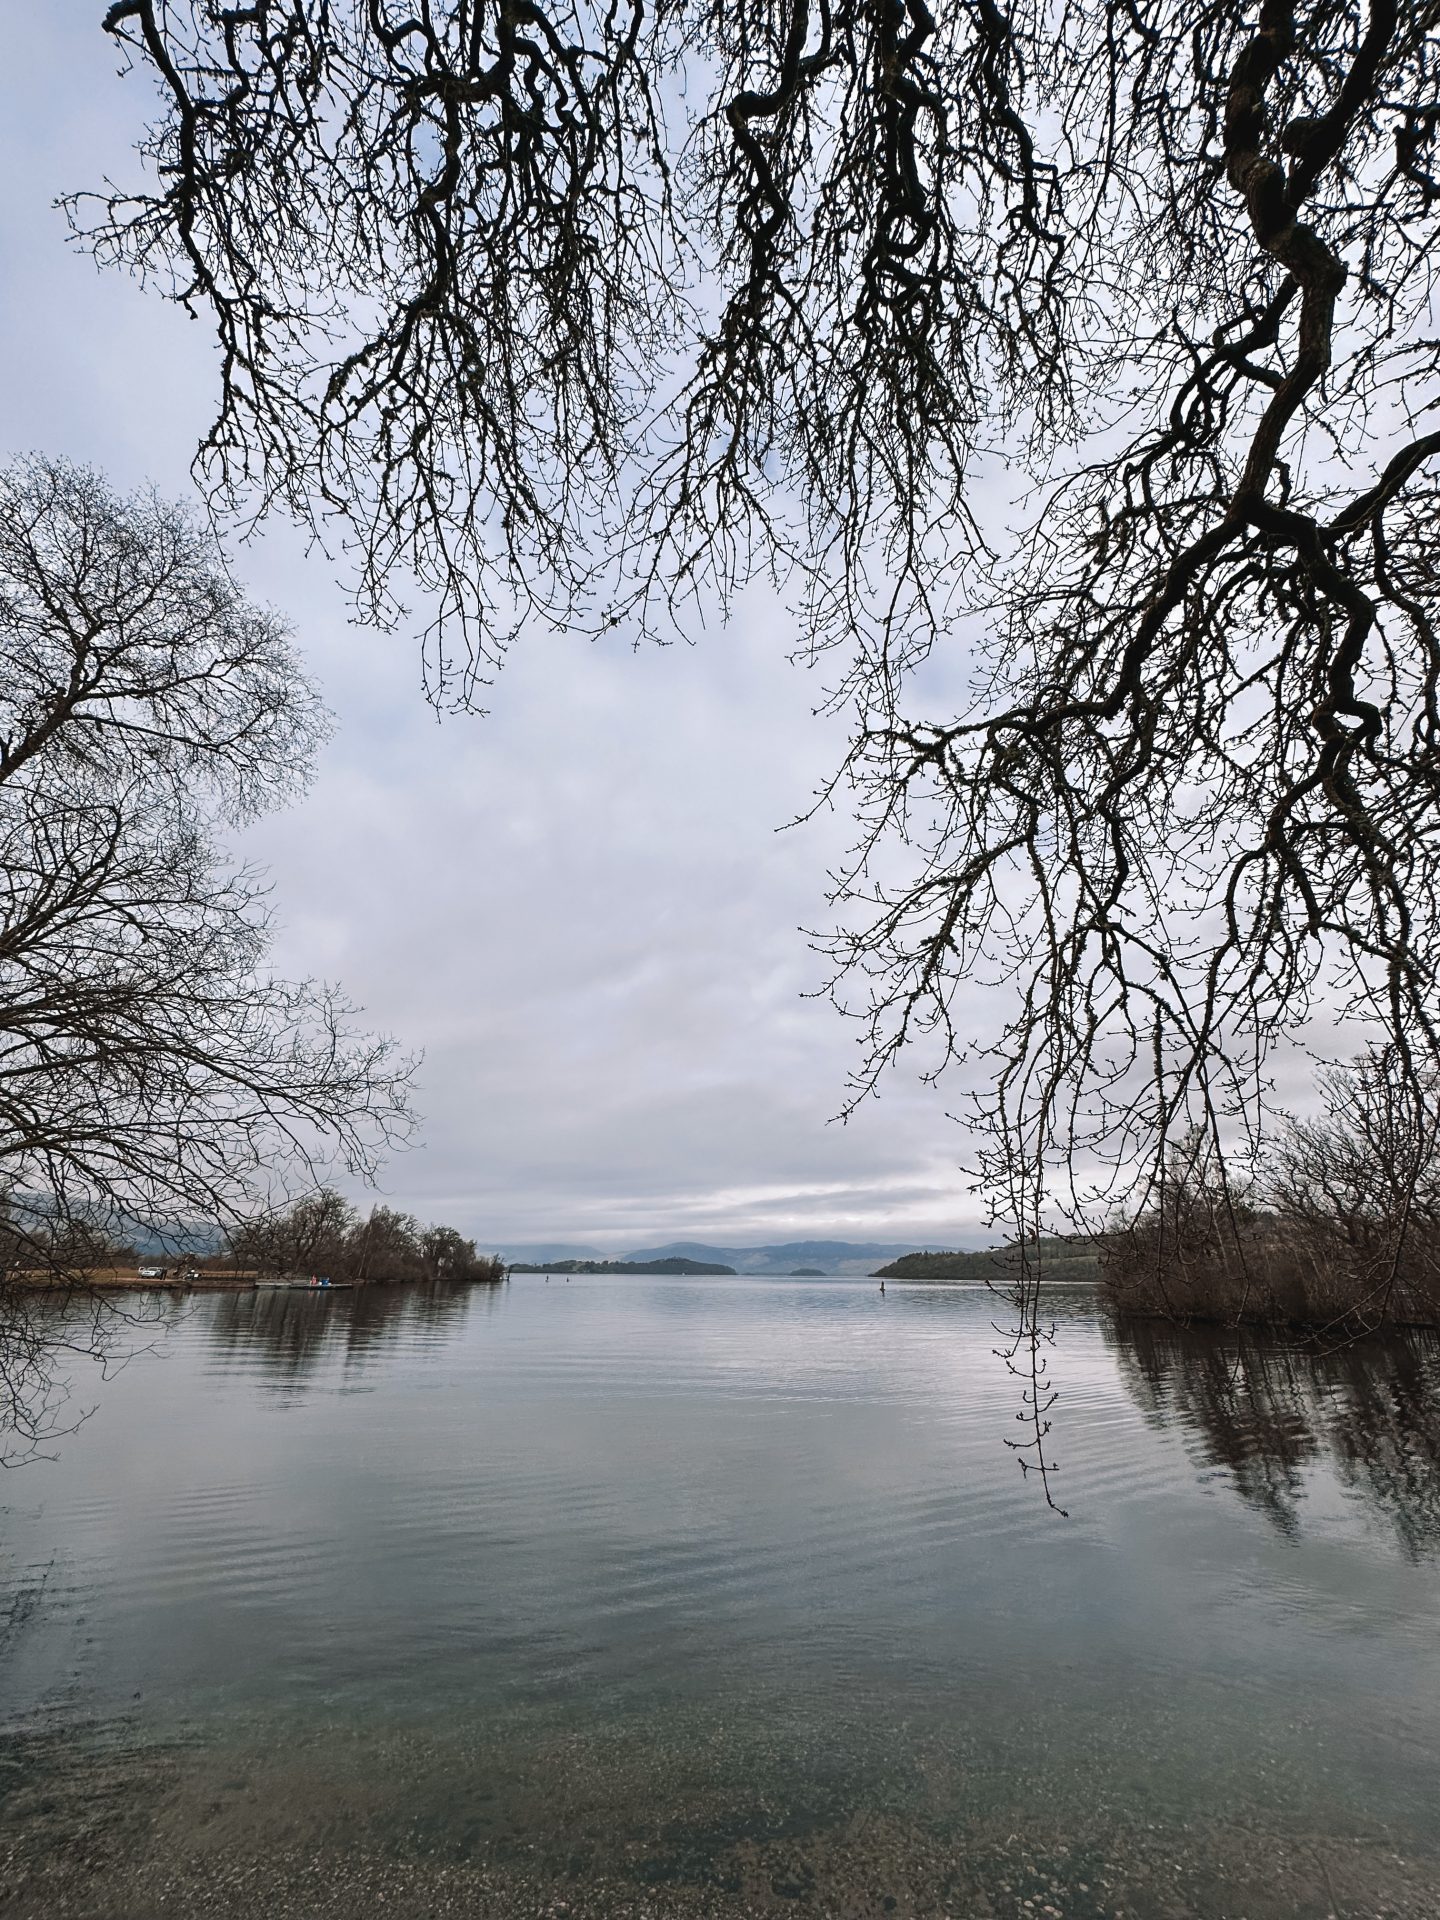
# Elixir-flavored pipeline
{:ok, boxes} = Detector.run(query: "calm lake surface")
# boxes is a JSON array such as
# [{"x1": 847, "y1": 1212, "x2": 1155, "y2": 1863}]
[{"x1": 2, "y1": 1276, "x2": 1438, "y2": 1918}]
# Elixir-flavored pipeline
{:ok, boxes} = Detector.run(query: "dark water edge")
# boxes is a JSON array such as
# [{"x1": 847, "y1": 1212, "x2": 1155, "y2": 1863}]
[{"x1": 2, "y1": 1279, "x2": 1438, "y2": 1919}]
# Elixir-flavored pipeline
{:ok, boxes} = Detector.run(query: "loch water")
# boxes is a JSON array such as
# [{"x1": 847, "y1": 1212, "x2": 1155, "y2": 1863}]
[{"x1": 1, "y1": 1276, "x2": 1438, "y2": 1918}]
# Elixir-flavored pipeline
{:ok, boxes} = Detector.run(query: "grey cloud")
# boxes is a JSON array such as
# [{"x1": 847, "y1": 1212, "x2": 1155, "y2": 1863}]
[{"x1": 0, "y1": 13, "x2": 995, "y2": 1249}]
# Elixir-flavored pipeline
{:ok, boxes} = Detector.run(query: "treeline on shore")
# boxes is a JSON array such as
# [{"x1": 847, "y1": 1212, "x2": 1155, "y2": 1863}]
[
  {"x1": 1103, "y1": 1048, "x2": 1439, "y2": 1333},
  {"x1": 3, "y1": 1186, "x2": 506, "y2": 1289},
  {"x1": 224, "y1": 1190, "x2": 505, "y2": 1286},
  {"x1": 876, "y1": 1050, "x2": 1440, "y2": 1334},
  {"x1": 880, "y1": 1208, "x2": 1438, "y2": 1331},
  {"x1": 1103, "y1": 1200, "x2": 1438, "y2": 1333},
  {"x1": 875, "y1": 1240, "x2": 1099, "y2": 1284}
]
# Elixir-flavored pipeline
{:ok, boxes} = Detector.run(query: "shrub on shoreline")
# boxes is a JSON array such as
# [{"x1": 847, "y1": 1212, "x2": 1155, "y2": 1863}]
[{"x1": 1101, "y1": 1052, "x2": 1440, "y2": 1332}]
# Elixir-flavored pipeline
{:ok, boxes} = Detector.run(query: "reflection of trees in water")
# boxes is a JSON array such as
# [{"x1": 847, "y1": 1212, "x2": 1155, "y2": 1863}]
[
  {"x1": 2, "y1": 1287, "x2": 182, "y2": 1464},
  {"x1": 201, "y1": 1283, "x2": 499, "y2": 1384},
  {"x1": 1107, "y1": 1318, "x2": 1440, "y2": 1559}
]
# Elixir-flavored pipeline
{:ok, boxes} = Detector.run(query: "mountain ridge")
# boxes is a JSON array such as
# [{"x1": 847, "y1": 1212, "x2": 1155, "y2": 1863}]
[{"x1": 618, "y1": 1238, "x2": 981, "y2": 1275}]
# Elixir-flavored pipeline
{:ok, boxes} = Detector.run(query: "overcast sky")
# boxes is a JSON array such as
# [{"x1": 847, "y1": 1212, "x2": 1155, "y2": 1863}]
[{"x1": 0, "y1": 11, "x2": 1008, "y2": 1251}]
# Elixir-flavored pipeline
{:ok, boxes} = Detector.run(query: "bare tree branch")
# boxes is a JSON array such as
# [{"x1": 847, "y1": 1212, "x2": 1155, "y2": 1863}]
[
  {"x1": 0, "y1": 456, "x2": 416, "y2": 1455},
  {"x1": 68, "y1": 3, "x2": 1440, "y2": 1481}
]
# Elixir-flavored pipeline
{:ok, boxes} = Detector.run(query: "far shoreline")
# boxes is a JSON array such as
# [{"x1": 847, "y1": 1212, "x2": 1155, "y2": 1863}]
[{"x1": 14, "y1": 1267, "x2": 504, "y2": 1294}]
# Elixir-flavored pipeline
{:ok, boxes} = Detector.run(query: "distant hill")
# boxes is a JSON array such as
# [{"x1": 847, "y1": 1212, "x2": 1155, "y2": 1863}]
[
  {"x1": 620, "y1": 1239, "x2": 977, "y2": 1276},
  {"x1": 507, "y1": 1257, "x2": 736, "y2": 1275},
  {"x1": 875, "y1": 1238, "x2": 1099, "y2": 1283},
  {"x1": 491, "y1": 1243, "x2": 606, "y2": 1265}
]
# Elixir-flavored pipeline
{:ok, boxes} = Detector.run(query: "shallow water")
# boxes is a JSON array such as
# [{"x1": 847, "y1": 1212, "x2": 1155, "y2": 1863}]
[{"x1": 1, "y1": 1277, "x2": 1438, "y2": 1918}]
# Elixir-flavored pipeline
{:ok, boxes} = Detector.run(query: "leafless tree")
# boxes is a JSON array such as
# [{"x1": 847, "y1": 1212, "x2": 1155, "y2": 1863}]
[
  {"x1": 0, "y1": 455, "x2": 415, "y2": 1458},
  {"x1": 228, "y1": 1186, "x2": 359, "y2": 1277},
  {"x1": 72, "y1": 2, "x2": 1440, "y2": 1497},
  {"x1": 1101, "y1": 1048, "x2": 1440, "y2": 1329},
  {"x1": 1264, "y1": 1044, "x2": 1440, "y2": 1326},
  {"x1": 230, "y1": 1188, "x2": 504, "y2": 1282},
  {"x1": 419, "y1": 1222, "x2": 493, "y2": 1282}
]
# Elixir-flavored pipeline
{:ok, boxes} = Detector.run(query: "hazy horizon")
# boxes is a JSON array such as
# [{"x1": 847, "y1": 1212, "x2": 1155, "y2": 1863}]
[{"x1": 485, "y1": 1231, "x2": 986, "y2": 1258}]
